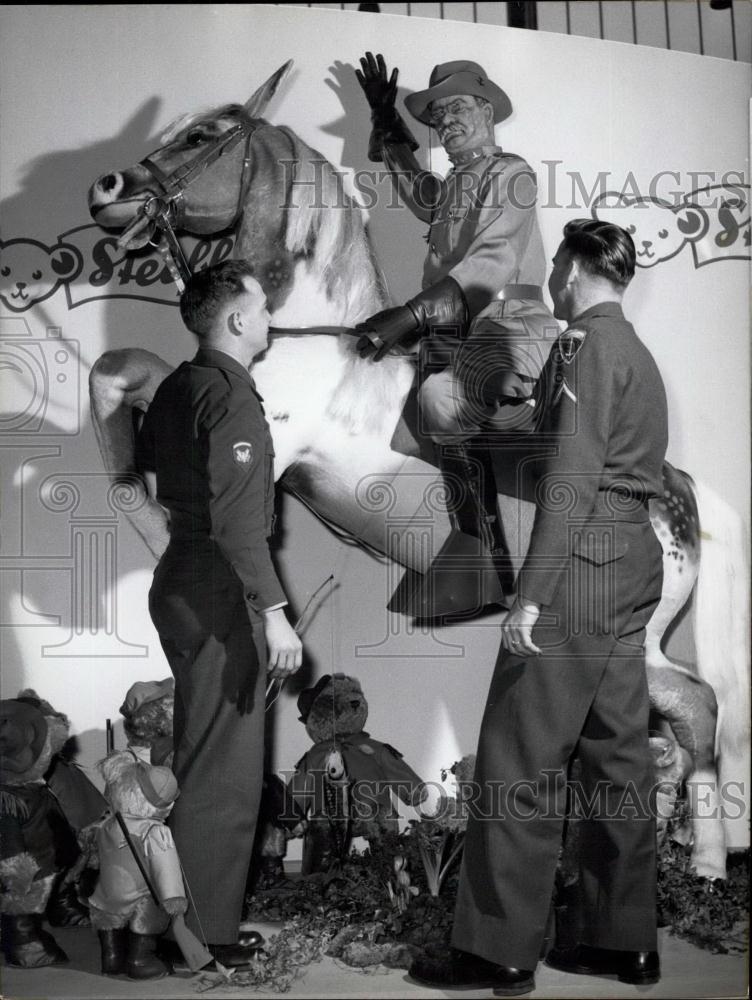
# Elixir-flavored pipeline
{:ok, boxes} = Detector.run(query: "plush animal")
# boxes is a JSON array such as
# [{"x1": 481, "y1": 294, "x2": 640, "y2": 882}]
[
  {"x1": 88, "y1": 749, "x2": 186, "y2": 979},
  {"x1": 0, "y1": 697, "x2": 80, "y2": 967},
  {"x1": 119, "y1": 678, "x2": 175, "y2": 767},
  {"x1": 13, "y1": 690, "x2": 107, "y2": 930},
  {"x1": 288, "y1": 674, "x2": 426, "y2": 874}
]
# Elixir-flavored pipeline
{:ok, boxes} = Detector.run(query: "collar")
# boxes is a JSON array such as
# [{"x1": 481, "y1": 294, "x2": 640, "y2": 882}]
[
  {"x1": 448, "y1": 144, "x2": 503, "y2": 167},
  {"x1": 194, "y1": 347, "x2": 253, "y2": 385},
  {"x1": 570, "y1": 301, "x2": 625, "y2": 325}
]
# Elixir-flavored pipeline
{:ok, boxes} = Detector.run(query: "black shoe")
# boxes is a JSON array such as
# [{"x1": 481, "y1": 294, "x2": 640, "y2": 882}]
[
  {"x1": 545, "y1": 944, "x2": 660, "y2": 985},
  {"x1": 409, "y1": 949, "x2": 535, "y2": 996},
  {"x1": 208, "y1": 934, "x2": 265, "y2": 970},
  {"x1": 46, "y1": 879, "x2": 91, "y2": 928},
  {"x1": 98, "y1": 928, "x2": 128, "y2": 975}
]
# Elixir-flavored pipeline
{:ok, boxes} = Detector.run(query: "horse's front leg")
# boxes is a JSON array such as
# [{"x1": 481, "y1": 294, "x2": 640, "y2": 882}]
[
  {"x1": 647, "y1": 664, "x2": 726, "y2": 879},
  {"x1": 89, "y1": 348, "x2": 173, "y2": 559}
]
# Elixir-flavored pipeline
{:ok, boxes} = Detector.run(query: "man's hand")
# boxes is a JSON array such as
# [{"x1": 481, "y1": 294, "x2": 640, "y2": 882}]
[
  {"x1": 500, "y1": 597, "x2": 541, "y2": 656},
  {"x1": 355, "y1": 52, "x2": 398, "y2": 117},
  {"x1": 355, "y1": 305, "x2": 419, "y2": 361},
  {"x1": 263, "y1": 608, "x2": 303, "y2": 679}
]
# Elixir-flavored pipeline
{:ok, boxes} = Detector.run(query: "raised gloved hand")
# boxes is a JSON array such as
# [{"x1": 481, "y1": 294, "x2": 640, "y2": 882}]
[
  {"x1": 356, "y1": 277, "x2": 468, "y2": 362},
  {"x1": 355, "y1": 51, "x2": 419, "y2": 162}
]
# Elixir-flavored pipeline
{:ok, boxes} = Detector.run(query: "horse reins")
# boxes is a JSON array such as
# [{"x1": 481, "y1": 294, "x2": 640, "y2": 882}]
[{"x1": 119, "y1": 116, "x2": 260, "y2": 288}]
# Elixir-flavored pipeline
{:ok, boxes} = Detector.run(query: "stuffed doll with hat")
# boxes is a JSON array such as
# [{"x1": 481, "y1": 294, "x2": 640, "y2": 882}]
[
  {"x1": 88, "y1": 749, "x2": 186, "y2": 979},
  {"x1": 0, "y1": 697, "x2": 80, "y2": 967},
  {"x1": 119, "y1": 678, "x2": 175, "y2": 767},
  {"x1": 288, "y1": 674, "x2": 426, "y2": 874},
  {"x1": 13, "y1": 689, "x2": 107, "y2": 929}
]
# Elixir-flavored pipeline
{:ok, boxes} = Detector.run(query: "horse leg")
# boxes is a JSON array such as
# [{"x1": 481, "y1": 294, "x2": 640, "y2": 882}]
[
  {"x1": 647, "y1": 664, "x2": 726, "y2": 879},
  {"x1": 89, "y1": 348, "x2": 173, "y2": 559}
]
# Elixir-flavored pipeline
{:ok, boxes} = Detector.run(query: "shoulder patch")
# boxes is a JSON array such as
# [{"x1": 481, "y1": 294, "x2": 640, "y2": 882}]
[
  {"x1": 232, "y1": 441, "x2": 254, "y2": 467},
  {"x1": 558, "y1": 327, "x2": 587, "y2": 364}
]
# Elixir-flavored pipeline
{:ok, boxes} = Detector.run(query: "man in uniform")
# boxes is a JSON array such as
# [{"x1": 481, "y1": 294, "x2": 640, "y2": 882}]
[
  {"x1": 137, "y1": 260, "x2": 303, "y2": 968},
  {"x1": 409, "y1": 220, "x2": 667, "y2": 995},
  {"x1": 354, "y1": 55, "x2": 556, "y2": 610}
]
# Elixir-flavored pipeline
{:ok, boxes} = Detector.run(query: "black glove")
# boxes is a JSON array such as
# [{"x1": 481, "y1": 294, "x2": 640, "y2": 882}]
[
  {"x1": 356, "y1": 277, "x2": 468, "y2": 362},
  {"x1": 355, "y1": 51, "x2": 419, "y2": 162},
  {"x1": 356, "y1": 305, "x2": 419, "y2": 361}
]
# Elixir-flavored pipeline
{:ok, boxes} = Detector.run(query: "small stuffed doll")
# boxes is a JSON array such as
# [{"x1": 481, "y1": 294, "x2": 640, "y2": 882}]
[
  {"x1": 0, "y1": 697, "x2": 78, "y2": 967},
  {"x1": 14, "y1": 689, "x2": 106, "y2": 928},
  {"x1": 88, "y1": 750, "x2": 187, "y2": 980},
  {"x1": 119, "y1": 678, "x2": 175, "y2": 767},
  {"x1": 288, "y1": 674, "x2": 426, "y2": 874}
]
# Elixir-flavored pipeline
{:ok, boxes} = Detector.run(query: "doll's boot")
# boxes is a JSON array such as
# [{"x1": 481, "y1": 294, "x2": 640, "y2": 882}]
[
  {"x1": 0, "y1": 913, "x2": 69, "y2": 967},
  {"x1": 98, "y1": 928, "x2": 128, "y2": 975},
  {"x1": 127, "y1": 931, "x2": 170, "y2": 979},
  {"x1": 47, "y1": 876, "x2": 91, "y2": 927}
]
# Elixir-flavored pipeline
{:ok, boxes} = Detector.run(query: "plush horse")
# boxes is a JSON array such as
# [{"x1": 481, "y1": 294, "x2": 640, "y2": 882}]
[{"x1": 86, "y1": 64, "x2": 749, "y2": 880}]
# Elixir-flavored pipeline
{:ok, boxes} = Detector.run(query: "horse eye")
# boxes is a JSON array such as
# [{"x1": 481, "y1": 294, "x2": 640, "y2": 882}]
[
  {"x1": 658, "y1": 229, "x2": 669, "y2": 239},
  {"x1": 0, "y1": 267, "x2": 9, "y2": 277},
  {"x1": 626, "y1": 224, "x2": 636, "y2": 234},
  {"x1": 32, "y1": 269, "x2": 43, "y2": 280},
  {"x1": 186, "y1": 130, "x2": 203, "y2": 146}
]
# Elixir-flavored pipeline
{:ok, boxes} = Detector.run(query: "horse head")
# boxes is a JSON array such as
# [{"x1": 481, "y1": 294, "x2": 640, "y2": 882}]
[{"x1": 87, "y1": 62, "x2": 386, "y2": 322}]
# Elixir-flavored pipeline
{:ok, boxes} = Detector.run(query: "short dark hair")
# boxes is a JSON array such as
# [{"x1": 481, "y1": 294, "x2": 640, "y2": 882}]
[
  {"x1": 179, "y1": 259, "x2": 257, "y2": 337},
  {"x1": 562, "y1": 219, "x2": 636, "y2": 288}
]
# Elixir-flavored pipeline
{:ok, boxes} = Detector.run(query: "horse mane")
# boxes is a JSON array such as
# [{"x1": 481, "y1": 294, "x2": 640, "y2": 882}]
[{"x1": 276, "y1": 125, "x2": 388, "y2": 323}]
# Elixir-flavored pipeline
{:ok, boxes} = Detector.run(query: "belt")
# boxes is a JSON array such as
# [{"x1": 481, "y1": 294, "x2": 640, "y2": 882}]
[{"x1": 497, "y1": 284, "x2": 544, "y2": 302}]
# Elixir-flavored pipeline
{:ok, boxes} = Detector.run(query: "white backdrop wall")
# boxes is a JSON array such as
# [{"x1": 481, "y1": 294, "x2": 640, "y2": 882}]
[{"x1": 0, "y1": 5, "x2": 749, "y2": 846}]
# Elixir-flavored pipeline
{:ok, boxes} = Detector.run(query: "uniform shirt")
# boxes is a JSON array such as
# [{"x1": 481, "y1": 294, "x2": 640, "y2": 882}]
[
  {"x1": 421, "y1": 147, "x2": 546, "y2": 317},
  {"x1": 137, "y1": 348, "x2": 286, "y2": 613},
  {"x1": 517, "y1": 301, "x2": 668, "y2": 608}
]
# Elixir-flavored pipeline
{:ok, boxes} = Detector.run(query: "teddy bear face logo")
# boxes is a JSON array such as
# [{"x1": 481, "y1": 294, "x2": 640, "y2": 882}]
[
  {"x1": 0, "y1": 239, "x2": 83, "y2": 313},
  {"x1": 592, "y1": 192, "x2": 709, "y2": 268}
]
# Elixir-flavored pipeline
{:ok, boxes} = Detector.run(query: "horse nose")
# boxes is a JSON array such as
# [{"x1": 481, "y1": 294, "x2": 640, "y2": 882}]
[{"x1": 100, "y1": 173, "x2": 119, "y2": 192}]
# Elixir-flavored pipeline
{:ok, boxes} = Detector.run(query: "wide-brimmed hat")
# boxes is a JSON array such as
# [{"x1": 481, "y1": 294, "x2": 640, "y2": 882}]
[
  {"x1": 0, "y1": 699, "x2": 48, "y2": 776},
  {"x1": 297, "y1": 675, "x2": 332, "y2": 724},
  {"x1": 405, "y1": 61, "x2": 512, "y2": 125}
]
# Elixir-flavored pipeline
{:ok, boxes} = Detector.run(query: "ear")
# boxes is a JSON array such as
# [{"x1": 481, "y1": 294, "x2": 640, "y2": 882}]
[
  {"x1": 50, "y1": 243, "x2": 83, "y2": 281},
  {"x1": 673, "y1": 203, "x2": 709, "y2": 240},
  {"x1": 244, "y1": 60, "x2": 294, "y2": 118}
]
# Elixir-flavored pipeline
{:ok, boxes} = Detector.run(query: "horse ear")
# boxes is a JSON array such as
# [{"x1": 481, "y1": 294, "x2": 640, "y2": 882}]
[{"x1": 244, "y1": 61, "x2": 294, "y2": 117}]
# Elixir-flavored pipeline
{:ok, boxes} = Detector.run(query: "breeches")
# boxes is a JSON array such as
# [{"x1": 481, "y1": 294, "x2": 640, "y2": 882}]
[
  {"x1": 418, "y1": 297, "x2": 555, "y2": 442},
  {"x1": 148, "y1": 542, "x2": 266, "y2": 943},
  {"x1": 451, "y1": 520, "x2": 664, "y2": 968}
]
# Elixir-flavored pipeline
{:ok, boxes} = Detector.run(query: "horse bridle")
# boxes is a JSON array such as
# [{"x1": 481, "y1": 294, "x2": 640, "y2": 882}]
[{"x1": 117, "y1": 114, "x2": 260, "y2": 287}]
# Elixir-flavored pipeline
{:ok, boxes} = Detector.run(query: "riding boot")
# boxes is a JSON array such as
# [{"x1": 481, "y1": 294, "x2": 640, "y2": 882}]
[
  {"x1": 0, "y1": 913, "x2": 69, "y2": 968},
  {"x1": 127, "y1": 931, "x2": 171, "y2": 980},
  {"x1": 98, "y1": 928, "x2": 128, "y2": 975}
]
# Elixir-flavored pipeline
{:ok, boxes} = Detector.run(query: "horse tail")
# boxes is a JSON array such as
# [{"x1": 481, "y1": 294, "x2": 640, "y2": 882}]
[{"x1": 692, "y1": 477, "x2": 751, "y2": 761}]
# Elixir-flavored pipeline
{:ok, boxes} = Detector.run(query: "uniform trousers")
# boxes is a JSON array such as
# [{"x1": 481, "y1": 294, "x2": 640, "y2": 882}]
[
  {"x1": 451, "y1": 518, "x2": 663, "y2": 969},
  {"x1": 149, "y1": 538, "x2": 266, "y2": 944}
]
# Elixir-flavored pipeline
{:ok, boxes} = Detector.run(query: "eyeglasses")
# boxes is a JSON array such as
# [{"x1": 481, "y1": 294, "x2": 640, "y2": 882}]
[{"x1": 428, "y1": 99, "x2": 475, "y2": 128}]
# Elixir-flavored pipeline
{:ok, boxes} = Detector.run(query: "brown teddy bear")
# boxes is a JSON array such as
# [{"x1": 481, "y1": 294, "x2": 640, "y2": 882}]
[
  {"x1": 0, "y1": 697, "x2": 80, "y2": 967},
  {"x1": 288, "y1": 674, "x2": 426, "y2": 874},
  {"x1": 88, "y1": 749, "x2": 187, "y2": 979}
]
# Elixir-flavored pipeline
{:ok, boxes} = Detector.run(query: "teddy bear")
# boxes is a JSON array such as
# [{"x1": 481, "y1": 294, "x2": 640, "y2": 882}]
[
  {"x1": 287, "y1": 674, "x2": 426, "y2": 874},
  {"x1": 0, "y1": 696, "x2": 81, "y2": 967},
  {"x1": 13, "y1": 689, "x2": 107, "y2": 929},
  {"x1": 88, "y1": 749, "x2": 187, "y2": 979},
  {"x1": 119, "y1": 677, "x2": 175, "y2": 767}
]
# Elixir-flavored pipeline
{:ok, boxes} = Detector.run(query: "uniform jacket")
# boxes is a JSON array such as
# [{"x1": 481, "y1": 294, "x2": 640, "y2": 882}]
[
  {"x1": 517, "y1": 301, "x2": 668, "y2": 607},
  {"x1": 384, "y1": 143, "x2": 546, "y2": 318},
  {"x1": 88, "y1": 813, "x2": 184, "y2": 915},
  {"x1": 138, "y1": 348, "x2": 286, "y2": 613}
]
